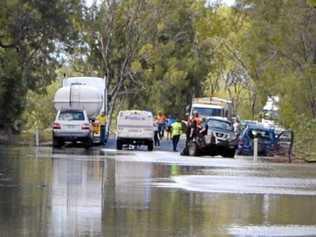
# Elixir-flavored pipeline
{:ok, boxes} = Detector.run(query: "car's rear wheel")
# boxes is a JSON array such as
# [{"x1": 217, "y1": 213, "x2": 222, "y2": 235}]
[
  {"x1": 188, "y1": 141, "x2": 199, "y2": 156},
  {"x1": 116, "y1": 140, "x2": 123, "y2": 150},
  {"x1": 84, "y1": 138, "x2": 92, "y2": 149},
  {"x1": 53, "y1": 137, "x2": 63, "y2": 148}
]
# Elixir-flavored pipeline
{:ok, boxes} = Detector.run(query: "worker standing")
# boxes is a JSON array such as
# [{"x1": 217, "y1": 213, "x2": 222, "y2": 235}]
[
  {"x1": 165, "y1": 115, "x2": 176, "y2": 140},
  {"x1": 171, "y1": 118, "x2": 183, "y2": 152},
  {"x1": 191, "y1": 111, "x2": 202, "y2": 138},
  {"x1": 153, "y1": 117, "x2": 160, "y2": 147},
  {"x1": 157, "y1": 112, "x2": 166, "y2": 139},
  {"x1": 96, "y1": 112, "x2": 107, "y2": 145}
]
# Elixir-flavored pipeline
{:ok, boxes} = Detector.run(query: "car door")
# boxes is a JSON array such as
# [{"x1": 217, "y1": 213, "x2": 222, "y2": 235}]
[{"x1": 273, "y1": 130, "x2": 294, "y2": 156}]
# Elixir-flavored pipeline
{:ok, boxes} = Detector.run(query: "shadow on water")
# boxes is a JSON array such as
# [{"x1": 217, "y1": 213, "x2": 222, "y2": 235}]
[{"x1": 0, "y1": 145, "x2": 316, "y2": 236}]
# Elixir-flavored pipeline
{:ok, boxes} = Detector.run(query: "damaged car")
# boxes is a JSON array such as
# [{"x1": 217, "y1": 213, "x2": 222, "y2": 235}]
[{"x1": 186, "y1": 117, "x2": 238, "y2": 158}]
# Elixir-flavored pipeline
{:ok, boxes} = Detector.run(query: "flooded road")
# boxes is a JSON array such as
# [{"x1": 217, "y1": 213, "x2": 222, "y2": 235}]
[{"x1": 1, "y1": 145, "x2": 316, "y2": 236}]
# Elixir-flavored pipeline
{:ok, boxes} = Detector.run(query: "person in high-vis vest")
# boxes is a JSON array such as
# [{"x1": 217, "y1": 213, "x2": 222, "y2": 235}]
[
  {"x1": 171, "y1": 118, "x2": 183, "y2": 152},
  {"x1": 96, "y1": 112, "x2": 107, "y2": 145}
]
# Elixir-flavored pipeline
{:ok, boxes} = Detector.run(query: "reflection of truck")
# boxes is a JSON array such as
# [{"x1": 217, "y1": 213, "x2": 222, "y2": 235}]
[
  {"x1": 116, "y1": 110, "x2": 154, "y2": 151},
  {"x1": 52, "y1": 77, "x2": 105, "y2": 147},
  {"x1": 189, "y1": 97, "x2": 233, "y2": 120}
]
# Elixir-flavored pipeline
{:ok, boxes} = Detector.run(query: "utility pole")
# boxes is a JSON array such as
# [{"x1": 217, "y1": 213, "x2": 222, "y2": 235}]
[
  {"x1": 104, "y1": 76, "x2": 108, "y2": 116},
  {"x1": 104, "y1": 76, "x2": 109, "y2": 141}
]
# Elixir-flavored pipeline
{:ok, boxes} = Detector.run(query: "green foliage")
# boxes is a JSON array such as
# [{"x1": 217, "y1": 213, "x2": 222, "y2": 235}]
[
  {"x1": 0, "y1": 0, "x2": 83, "y2": 129},
  {"x1": 307, "y1": 0, "x2": 316, "y2": 7},
  {"x1": 22, "y1": 81, "x2": 60, "y2": 130},
  {"x1": 1, "y1": 0, "x2": 315, "y2": 157},
  {"x1": 236, "y1": 0, "x2": 316, "y2": 156}
]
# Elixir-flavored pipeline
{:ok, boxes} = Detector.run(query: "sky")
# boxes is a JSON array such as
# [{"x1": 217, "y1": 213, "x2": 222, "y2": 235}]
[
  {"x1": 219, "y1": 0, "x2": 235, "y2": 6},
  {"x1": 208, "y1": 0, "x2": 236, "y2": 6}
]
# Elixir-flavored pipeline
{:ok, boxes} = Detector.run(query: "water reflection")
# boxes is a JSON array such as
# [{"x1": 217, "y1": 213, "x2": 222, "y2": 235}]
[
  {"x1": 0, "y1": 146, "x2": 316, "y2": 236},
  {"x1": 50, "y1": 158, "x2": 105, "y2": 237}
]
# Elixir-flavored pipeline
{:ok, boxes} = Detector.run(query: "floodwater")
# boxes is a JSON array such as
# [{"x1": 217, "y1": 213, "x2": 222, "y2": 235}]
[{"x1": 1, "y1": 146, "x2": 316, "y2": 237}]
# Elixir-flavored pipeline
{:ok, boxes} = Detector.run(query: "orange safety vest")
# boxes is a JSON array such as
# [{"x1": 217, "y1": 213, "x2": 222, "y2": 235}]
[
  {"x1": 193, "y1": 116, "x2": 202, "y2": 128},
  {"x1": 157, "y1": 114, "x2": 166, "y2": 123}
]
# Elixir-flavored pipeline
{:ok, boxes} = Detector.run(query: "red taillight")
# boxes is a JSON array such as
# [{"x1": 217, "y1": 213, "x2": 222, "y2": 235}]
[
  {"x1": 81, "y1": 123, "x2": 90, "y2": 130},
  {"x1": 53, "y1": 122, "x2": 61, "y2": 129}
]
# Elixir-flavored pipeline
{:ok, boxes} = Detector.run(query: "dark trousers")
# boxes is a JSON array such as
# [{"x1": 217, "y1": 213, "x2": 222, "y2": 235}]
[
  {"x1": 158, "y1": 123, "x2": 165, "y2": 139},
  {"x1": 154, "y1": 131, "x2": 160, "y2": 147},
  {"x1": 172, "y1": 135, "x2": 180, "y2": 151},
  {"x1": 100, "y1": 125, "x2": 106, "y2": 145}
]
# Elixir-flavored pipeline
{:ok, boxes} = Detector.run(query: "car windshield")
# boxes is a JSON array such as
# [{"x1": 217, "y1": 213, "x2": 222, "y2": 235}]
[
  {"x1": 207, "y1": 119, "x2": 232, "y2": 130},
  {"x1": 59, "y1": 111, "x2": 84, "y2": 121},
  {"x1": 193, "y1": 107, "x2": 222, "y2": 117}
]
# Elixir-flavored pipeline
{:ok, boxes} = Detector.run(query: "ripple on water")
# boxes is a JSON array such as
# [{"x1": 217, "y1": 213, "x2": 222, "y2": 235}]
[
  {"x1": 228, "y1": 225, "x2": 316, "y2": 236},
  {"x1": 154, "y1": 175, "x2": 316, "y2": 196}
]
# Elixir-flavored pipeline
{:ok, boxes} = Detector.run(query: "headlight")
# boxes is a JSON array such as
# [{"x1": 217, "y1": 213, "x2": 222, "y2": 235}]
[{"x1": 229, "y1": 133, "x2": 237, "y2": 141}]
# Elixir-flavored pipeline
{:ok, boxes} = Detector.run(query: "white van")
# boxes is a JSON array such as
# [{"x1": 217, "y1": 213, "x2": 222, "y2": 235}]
[{"x1": 116, "y1": 110, "x2": 154, "y2": 151}]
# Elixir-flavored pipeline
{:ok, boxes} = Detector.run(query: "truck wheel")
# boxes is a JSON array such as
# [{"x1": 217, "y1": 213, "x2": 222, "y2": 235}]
[
  {"x1": 116, "y1": 140, "x2": 123, "y2": 150},
  {"x1": 148, "y1": 142, "x2": 153, "y2": 151},
  {"x1": 188, "y1": 141, "x2": 198, "y2": 156}
]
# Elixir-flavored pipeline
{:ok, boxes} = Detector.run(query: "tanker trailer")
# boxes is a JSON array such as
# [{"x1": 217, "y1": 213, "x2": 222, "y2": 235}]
[{"x1": 52, "y1": 77, "x2": 105, "y2": 148}]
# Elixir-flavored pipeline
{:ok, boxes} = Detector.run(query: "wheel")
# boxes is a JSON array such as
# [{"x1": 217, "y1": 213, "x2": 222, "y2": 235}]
[
  {"x1": 223, "y1": 149, "x2": 235, "y2": 158},
  {"x1": 116, "y1": 140, "x2": 123, "y2": 150},
  {"x1": 53, "y1": 136, "x2": 63, "y2": 148},
  {"x1": 148, "y1": 142, "x2": 153, "y2": 151},
  {"x1": 188, "y1": 141, "x2": 198, "y2": 156},
  {"x1": 84, "y1": 138, "x2": 92, "y2": 149}
]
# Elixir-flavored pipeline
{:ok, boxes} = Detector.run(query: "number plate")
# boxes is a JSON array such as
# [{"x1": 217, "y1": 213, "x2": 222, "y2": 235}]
[{"x1": 66, "y1": 125, "x2": 77, "y2": 129}]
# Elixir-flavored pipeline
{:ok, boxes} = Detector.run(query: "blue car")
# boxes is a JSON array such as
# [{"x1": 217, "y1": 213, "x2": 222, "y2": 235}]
[{"x1": 237, "y1": 124, "x2": 277, "y2": 156}]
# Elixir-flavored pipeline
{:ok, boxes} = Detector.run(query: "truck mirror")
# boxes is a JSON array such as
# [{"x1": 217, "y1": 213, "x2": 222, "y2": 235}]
[{"x1": 185, "y1": 105, "x2": 190, "y2": 113}]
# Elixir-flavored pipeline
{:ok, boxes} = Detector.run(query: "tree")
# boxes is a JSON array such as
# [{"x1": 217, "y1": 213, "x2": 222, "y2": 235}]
[
  {"x1": 235, "y1": 0, "x2": 316, "y2": 155},
  {"x1": 80, "y1": 0, "x2": 150, "y2": 128},
  {"x1": 0, "y1": 0, "x2": 83, "y2": 132}
]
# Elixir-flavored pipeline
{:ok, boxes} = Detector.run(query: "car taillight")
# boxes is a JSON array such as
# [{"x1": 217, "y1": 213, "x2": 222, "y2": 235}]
[
  {"x1": 81, "y1": 124, "x2": 90, "y2": 130},
  {"x1": 53, "y1": 122, "x2": 61, "y2": 129}
]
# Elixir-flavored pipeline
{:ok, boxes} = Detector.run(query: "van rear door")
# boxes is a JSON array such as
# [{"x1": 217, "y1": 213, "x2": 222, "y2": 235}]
[{"x1": 117, "y1": 111, "x2": 154, "y2": 139}]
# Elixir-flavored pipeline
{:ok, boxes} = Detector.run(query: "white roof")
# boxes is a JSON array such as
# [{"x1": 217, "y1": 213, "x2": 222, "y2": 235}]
[
  {"x1": 208, "y1": 116, "x2": 230, "y2": 122},
  {"x1": 63, "y1": 77, "x2": 105, "y2": 92},
  {"x1": 193, "y1": 97, "x2": 232, "y2": 105},
  {"x1": 192, "y1": 104, "x2": 224, "y2": 109},
  {"x1": 119, "y1": 110, "x2": 153, "y2": 116}
]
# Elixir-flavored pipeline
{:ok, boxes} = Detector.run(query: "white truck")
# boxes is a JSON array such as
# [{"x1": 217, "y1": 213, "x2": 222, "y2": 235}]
[
  {"x1": 52, "y1": 77, "x2": 106, "y2": 148},
  {"x1": 116, "y1": 110, "x2": 154, "y2": 151},
  {"x1": 189, "y1": 97, "x2": 233, "y2": 120}
]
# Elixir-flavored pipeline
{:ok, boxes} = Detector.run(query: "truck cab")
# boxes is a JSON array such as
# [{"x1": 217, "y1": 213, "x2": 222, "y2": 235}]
[{"x1": 189, "y1": 97, "x2": 233, "y2": 120}]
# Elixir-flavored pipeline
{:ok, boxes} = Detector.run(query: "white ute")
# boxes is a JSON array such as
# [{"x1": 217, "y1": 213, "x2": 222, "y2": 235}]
[{"x1": 116, "y1": 110, "x2": 154, "y2": 151}]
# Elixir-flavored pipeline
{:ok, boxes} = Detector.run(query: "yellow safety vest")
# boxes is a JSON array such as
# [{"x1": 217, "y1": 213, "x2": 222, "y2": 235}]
[
  {"x1": 96, "y1": 114, "x2": 107, "y2": 126},
  {"x1": 171, "y1": 122, "x2": 182, "y2": 137}
]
